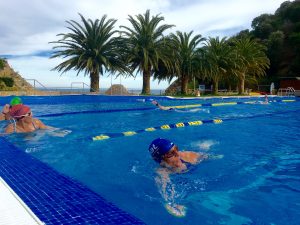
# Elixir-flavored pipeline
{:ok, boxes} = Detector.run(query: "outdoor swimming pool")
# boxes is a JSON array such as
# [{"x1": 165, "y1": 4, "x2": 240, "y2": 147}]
[{"x1": 1, "y1": 95, "x2": 300, "y2": 225}]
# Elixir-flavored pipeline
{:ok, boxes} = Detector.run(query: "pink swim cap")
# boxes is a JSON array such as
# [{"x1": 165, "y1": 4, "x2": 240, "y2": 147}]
[{"x1": 10, "y1": 104, "x2": 31, "y2": 119}]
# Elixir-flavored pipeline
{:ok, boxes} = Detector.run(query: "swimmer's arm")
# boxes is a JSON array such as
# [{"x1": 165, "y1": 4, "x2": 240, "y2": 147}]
[
  {"x1": 39, "y1": 122, "x2": 72, "y2": 137},
  {"x1": 156, "y1": 103, "x2": 171, "y2": 110},
  {"x1": 159, "y1": 105, "x2": 171, "y2": 110},
  {"x1": 152, "y1": 100, "x2": 170, "y2": 110},
  {"x1": 156, "y1": 168, "x2": 171, "y2": 182},
  {"x1": 1, "y1": 104, "x2": 10, "y2": 121},
  {"x1": 179, "y1": 151, "x2": 208, "y2": 164},
  {"x1": 155, "y1": 168, "x2": 174, "y2": 202},
  {"x1": 4, "y1": 124, "x2": 14, "y2": 134},
  {"x1": 34, "y1": 119, "x2": 51, "y2": 129},
  {"x1": 0, "y1": 113, "x2": 5, "y2": 121}
]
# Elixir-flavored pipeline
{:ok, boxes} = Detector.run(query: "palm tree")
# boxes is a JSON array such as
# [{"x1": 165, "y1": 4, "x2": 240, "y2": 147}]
[
  {"x1": 231, "y1": 37, "x2": 270, "y2": 94},
  {"x1": 51, "y1": 14, "x2": 128, "y2": 92},
  {"x1": 120, "y1": 10, "x2": 174, "y2": 95},
  {"x1": 201, "y1": 37, "x2": 233, "y2": 95},
  {"x1": 168, "y1": 31, "x2": 205, "y2": 95}
]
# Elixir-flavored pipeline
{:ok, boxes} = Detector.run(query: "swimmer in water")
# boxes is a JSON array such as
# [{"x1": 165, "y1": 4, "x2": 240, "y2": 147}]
[
  {"x1": 151, "y1": 100, "x2": 208, "y2": 113},
  {"x1": 151, "y1": 100, "x2": 174, "y2": 111},
  {"x1": 256, "y1": 94, "x2": 269, "y2": 104},
  {"x1": 5, "y1": 104, "x2": 50, "y2": 134},
  {"x1": 3, "y1": 104, "x2": 71, "y2": 137},
  {"x1": 0, "y1": 96, "x2": 23, "y2": 121},
  {"x1": 148, "y1": 138, "x2": 208, "y2": 217},
  {"x1": 262, "y1": 94, "x2": 269, "y2": 104}
]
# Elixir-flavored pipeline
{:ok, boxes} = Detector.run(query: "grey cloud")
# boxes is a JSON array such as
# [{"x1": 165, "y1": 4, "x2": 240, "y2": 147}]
[{"x1": 0, "y1": 0, "x2": 286, "y2": 56}]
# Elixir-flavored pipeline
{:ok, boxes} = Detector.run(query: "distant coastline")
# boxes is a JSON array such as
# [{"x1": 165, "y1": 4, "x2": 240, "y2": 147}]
[{"x1": 37, "y1": 88, "x2": 165, "y2": 95}]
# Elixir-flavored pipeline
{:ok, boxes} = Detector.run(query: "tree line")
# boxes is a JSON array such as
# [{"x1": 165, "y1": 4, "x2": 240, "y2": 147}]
[
  {"x1": 51, "y1": 1, "x2": 300, "y2": 95},
  {"x1": 239, "y1": 0, "x2": 300, "y2": 86}
]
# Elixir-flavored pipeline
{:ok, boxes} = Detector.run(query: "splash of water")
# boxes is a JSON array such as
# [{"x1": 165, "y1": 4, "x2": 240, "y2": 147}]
[{"x1": 193, "y1": 140, "x2": 219, "y2": 151}]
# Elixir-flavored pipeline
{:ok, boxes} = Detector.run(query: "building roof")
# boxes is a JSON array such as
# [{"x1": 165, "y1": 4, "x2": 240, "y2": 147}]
[{"x1": 279, "y1": 77, "x2": 300, "y2": 80}]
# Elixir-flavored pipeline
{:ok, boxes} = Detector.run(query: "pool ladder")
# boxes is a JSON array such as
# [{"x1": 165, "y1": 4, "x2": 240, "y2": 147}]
[{"x1": 277, "y1": 87, "x2": 295, "y2": 96}]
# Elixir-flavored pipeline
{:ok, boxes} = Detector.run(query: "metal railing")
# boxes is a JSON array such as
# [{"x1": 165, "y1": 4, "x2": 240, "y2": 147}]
[
  {"x1": 277, "y1": 87, "x2": 295, "y2": 96},
  {"x1": 26, "y1": 79, "x2": 48, "y2": 90},
  {"x1": 24, "y1": 80, "x2": 100, "y2": 95},
  {"x1": 70, "y1": 82, "x2": 95, "y2": 93},
  {"x1": 18, "y1": 79, "x2": 163, "y2": 96}
]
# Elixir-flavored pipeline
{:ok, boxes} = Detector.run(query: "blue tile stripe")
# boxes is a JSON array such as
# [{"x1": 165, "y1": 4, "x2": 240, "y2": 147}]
[
  {"x1": 36, "y1": 98, "x2": 298, "y2": 118},
  {"x1": 37, "y1": 107, "x2": 154, "y2": 117},
  {"x1": 0, "y1": 137, "x2": 145, "y2": 225}
]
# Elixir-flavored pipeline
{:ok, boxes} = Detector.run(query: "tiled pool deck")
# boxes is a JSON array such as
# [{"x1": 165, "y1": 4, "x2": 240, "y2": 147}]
[{"x1": 0, "y1": 137, "x2": 144, "y2": 224}]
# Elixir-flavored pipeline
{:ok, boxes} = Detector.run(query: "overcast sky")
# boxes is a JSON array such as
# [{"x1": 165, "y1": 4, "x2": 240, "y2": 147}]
[{"x1": 0, "y1": 0, "x2": 287, "y2": 90}]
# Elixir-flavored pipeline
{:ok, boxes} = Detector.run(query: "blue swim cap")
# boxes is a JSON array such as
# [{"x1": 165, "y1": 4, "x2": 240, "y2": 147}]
[{"x1": 149, "y1": 138, "x2": 175, "y2": 163}]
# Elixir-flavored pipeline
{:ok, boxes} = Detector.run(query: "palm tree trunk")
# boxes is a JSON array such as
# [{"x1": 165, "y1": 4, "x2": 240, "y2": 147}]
[
  {"x1": 238, "y1": 73, "x2": 245, "y2": 95},
  {"x1": 228, "y1": 84, "x2": 232, "y2": 91},
  {"x1": 142, "y1": 69, "x2": 151, "y2": 95},
  {"x1": 212, "y1": 79, "x2": 219, "y2": 95},
  {"x1": 181, "y1": 75, "x2": 189, "y2": 95},
  {"x1": 90, "y1": 71, "x2": 100, "y2": 92}
]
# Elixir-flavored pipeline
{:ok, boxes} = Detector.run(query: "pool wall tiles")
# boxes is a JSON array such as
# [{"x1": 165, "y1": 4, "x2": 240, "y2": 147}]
[{"x1": 0, "y1": 137, "x2": 144, "y2": 225}]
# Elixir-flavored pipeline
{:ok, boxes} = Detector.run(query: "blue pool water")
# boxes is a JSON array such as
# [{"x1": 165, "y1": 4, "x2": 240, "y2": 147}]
[{"x1": 1, "y1": 95, "x2": 300, "y2": 225}]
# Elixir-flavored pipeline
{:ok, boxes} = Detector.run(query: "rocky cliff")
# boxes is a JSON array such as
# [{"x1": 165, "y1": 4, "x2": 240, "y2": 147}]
[
  {"x1": 0, "y1": 59, "x2": 34, "y2": 91},
  {"x1": 105, "y1": 84, "x2": 131, "y2": 95}
]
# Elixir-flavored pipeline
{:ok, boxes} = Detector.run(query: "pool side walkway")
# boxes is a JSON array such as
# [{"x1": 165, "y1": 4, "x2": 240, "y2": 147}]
[
  {"x1": 0, "y1": 177, "x2": 44, "y2": 225},
  {"x1": 0, "y1": 137, "x2": 144, "y2": 225}
]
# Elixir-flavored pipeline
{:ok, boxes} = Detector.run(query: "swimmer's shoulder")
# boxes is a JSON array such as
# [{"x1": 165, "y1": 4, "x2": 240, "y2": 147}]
[{"x1": 179, "y1": 151, "x2": 202, "y2": 164}]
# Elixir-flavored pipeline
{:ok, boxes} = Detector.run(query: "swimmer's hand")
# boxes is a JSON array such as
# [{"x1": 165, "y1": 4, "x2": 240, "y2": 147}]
[
  {"x1": 48, "y1": 128, "x2": 72, "y2": 137},
  {"x1": 2, "y1": 104, "x2": 10, "y2": 114},
  {"x1": 207, "y1": 154, "x2": 224, "y2": 160},
  {"x1": 165, "y1": 203, "x2": 186, "y2": 217}
]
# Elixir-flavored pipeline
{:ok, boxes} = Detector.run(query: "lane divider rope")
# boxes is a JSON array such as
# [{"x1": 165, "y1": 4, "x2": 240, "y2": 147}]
[
  {"x1": 92, "y1": 119, "x2": 223, "y2": 141},
  {"x1": 91, "y1": 108, "x2": 299, "y2": 141}
]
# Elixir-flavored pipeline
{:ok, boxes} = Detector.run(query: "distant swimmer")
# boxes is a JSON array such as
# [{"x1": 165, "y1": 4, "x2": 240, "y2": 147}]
[
  {"x1": 151, "y1": 100, "x2": 174, "y2": 111},
  {"x1": 257, "y1": 95, "x2": 269, "y2": 104},
  {"x1": 262, "y1": 94, "x2": 269, "y2": 104},
  {"x1": 151, "y1": 100, "x2": 209, "y2": 113},
  {"x1": 246, "y1": 95, "x2": 270, "y2": 105}
]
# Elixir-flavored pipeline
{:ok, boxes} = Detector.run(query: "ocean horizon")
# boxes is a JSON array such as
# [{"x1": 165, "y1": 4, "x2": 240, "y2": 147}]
[{"x1": 37, "y1": 87, "x2": 165, "y2": 95}]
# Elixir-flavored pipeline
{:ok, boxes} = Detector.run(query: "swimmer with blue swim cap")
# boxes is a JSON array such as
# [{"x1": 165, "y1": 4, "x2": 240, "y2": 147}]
[
  {"x1": 149, "y1": 138, "x2": 207, "y2": 170},
  {"x1": 149, "y1": 138, "x2": 209, "y2": 217},
  {"x1": 149, "y1": 138, "x2": 175, "y2": 163}
]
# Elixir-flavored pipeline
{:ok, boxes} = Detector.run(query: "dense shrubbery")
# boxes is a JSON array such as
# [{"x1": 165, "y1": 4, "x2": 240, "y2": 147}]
[
  {"x1": 0, "y1": 77, "x2": 15, "y2": 90},
  {"x1": 238, "y1": 0, "x2": 300, "y2": 84},
  {"x1": 0, "y1": 58, "x2": 5, "y2": 70},
  {"x1": 0, "y1": 77, "x2": 14, "y2": 87}
]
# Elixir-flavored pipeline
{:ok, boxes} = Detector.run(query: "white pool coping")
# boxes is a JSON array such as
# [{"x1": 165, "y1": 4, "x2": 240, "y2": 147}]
[
  {"x1": 165, "y1": 95, "x2": 280, "y2": 100},
  {"x1": 0, "y1": 177, "x2": 44, "y2": 225}
]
